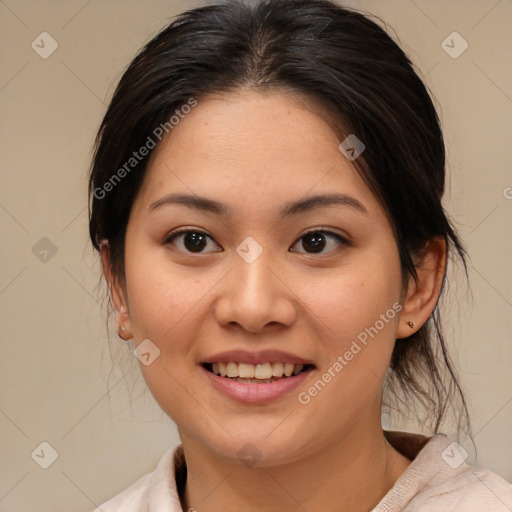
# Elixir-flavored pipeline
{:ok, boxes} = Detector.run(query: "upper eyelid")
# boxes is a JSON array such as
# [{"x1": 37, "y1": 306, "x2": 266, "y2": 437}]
[
  {"x1": 165, "y1": 228, "x2": 349, "y2": 250},
  {"x1": 165, "y1": 227, "x2": 347, "y2": 240}
]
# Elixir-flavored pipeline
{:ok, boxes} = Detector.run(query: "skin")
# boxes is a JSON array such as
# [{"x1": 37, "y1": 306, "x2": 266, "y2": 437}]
[{"x1": 102, "y1": 89, "x2": 446, "y2": 511}]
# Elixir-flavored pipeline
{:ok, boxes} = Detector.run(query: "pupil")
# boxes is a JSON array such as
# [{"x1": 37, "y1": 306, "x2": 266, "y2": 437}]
[
  {"x1": 184, "y1": 232, "x2": 207, "y2": 252},
  {"x1": 303, "y1": 232, "x2": 325, "y2": 253},
  {"x1": 183, "y1": 232, "x2": 327, "y2": 253}
]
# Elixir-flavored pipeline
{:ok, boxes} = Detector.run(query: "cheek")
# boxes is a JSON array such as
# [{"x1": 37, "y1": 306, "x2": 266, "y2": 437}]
[
  {"x1": 123, "y1": 253, "x2": 211, "y2": 419},
  {"x1": 301, "y1": 249, "x2": 403, "y2": 407},
  {"x1": 309, "y1": 258, "x2": 402, "y2": 341},
  {"x1": 295, "y1": 289, "x2": 402, "y2": 437},
  {"x1": 124, "y1": 244, "x2": 208, "y2": 343}
]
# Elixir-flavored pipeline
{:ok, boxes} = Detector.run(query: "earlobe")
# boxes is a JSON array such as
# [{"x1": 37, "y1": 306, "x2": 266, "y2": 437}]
[
  {"x1": 396, "y1": 238, "x2": 446, "y2": 339},
  {"x1": 100, "y1": 240, "x2": 132, "y2": 339}
]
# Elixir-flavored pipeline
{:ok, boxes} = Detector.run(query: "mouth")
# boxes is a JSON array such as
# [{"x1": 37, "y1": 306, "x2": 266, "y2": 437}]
[{"x1": 202, "y1": 361, "x2": 315, "y2": 383}]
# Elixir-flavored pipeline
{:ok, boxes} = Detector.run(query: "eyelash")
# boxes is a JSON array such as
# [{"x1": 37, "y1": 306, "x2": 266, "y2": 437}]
[{"x1": 163, "y1": 228, "x2": 350, "y2": 255}]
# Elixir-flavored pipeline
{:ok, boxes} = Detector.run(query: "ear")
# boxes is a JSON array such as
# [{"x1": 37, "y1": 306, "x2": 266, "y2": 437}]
[
  {"x1": 396, "y1": 237, "x2": 446, "y2": 339},
  {"x1": 100, "y1": 241, "x2": 132, "y2": 339}
]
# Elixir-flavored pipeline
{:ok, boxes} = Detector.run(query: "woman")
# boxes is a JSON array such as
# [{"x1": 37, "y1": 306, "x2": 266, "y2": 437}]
[{"x1": 88, "y1": 0, "x2": 512, "y2": 510}]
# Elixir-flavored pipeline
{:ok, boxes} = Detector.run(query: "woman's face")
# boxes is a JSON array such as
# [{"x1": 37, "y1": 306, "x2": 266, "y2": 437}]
[{"x1": 117, "y1": 90, "x2": 406, "y2": 465}]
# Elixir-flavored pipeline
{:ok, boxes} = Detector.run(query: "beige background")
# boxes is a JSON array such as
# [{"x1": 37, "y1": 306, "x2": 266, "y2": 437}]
[{"x1": 0, "y1": 1, "x2": 511, "y2": 510}]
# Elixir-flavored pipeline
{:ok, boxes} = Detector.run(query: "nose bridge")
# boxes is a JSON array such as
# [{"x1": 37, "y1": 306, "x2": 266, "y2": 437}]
[
  {"x1": 236, "y1": 249, "x2": 276, "y2": 300},
  {"x1": 234, "y1": 234, "x2": 278, "y2": 296},
  {"x1": 214, "y1": 240, "x2": 296, "y2": 332}
]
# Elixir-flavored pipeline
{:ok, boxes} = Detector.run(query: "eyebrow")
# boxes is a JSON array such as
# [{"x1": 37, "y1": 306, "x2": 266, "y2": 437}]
[{"x1": 149, "y1": 192, "x2": 368, "y2": 217}]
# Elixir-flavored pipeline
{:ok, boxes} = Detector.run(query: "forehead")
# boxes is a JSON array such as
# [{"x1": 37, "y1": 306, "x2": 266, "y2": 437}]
[{"x1": 133, "y1": 90, "x2": 381, "y2": 217}]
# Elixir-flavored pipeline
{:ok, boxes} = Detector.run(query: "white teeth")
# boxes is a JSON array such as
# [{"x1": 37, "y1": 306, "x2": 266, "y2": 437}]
[
  {"x1": 226, "y1": 361, "x2": 238, "y2": 378},
  {"x1": 271, "y1": 362, "x2": 284, "y2": 376},
  {"x1": 238, "y1": 363, "x2": 255, "y2": 378},
  {"x1": 234, "y1": 377, "x2": 275, "y2": 383},
  {"x1": 283, "y1": 363, "x2": 294, "y2": 377},
  {"x1": 210, "y1": 361, "x2": 307, "y2": 379},
  {"x1": 254, "y1": 363, "x2": 273, "y2": 379}
]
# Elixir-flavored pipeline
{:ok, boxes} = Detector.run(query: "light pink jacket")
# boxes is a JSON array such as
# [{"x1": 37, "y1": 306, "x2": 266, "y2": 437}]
[{"x1": 93, "y1": 432, "x2": 512, "y2": 511}]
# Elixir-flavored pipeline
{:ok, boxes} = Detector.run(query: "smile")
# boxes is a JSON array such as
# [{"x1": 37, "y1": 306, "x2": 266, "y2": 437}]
[
  {"x1": 204, "y1": 361, "x2": 312, "y2": 382},
  {"x1": 201, "y1": 361, "x2": 315, "y2": 403}
]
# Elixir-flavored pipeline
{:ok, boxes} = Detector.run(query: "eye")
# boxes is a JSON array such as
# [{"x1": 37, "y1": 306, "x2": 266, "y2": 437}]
[
  {"x1": 164, "y1": 228, "x2": 349, "y2": 255},
  {"x1": 164, "y1": 229, "x2": 222, "y2": 254},
  {"x1": 290, "y1": 229, "x2": 349, "y2": 254}
]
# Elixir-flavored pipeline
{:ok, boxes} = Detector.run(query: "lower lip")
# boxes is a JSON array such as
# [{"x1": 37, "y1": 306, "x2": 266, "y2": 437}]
[{"x1": 201, "y1": 365, "x2": 314, "y2": 404}]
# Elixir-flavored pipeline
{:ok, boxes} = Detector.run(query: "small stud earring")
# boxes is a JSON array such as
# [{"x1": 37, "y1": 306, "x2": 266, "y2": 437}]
[
  {"x1": 118, "y1": 326, "x2": 129, "y2": 341},
  {"x1": 407, "y1": 321, "x2": 415, "y2": 329}
]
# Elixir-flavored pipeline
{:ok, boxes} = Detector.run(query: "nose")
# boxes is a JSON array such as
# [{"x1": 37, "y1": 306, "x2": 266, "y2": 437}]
[{"x1": 213, "y1": 250, "x2": 297, "y2": 333}]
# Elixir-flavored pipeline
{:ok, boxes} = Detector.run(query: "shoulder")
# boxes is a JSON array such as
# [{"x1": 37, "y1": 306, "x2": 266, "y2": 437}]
[
  {"x1": 92, "y1": 473, "x2": 152, "y2": 512},
  {"x1": 376, "y1": 432, "x2": 512, "y2": 511},
  {"x1": 90, "y1": 445, "x2": 184, "y2": 512},
  {"x1": 409, "y1": 464, "x2": 512, "y2": 511}
]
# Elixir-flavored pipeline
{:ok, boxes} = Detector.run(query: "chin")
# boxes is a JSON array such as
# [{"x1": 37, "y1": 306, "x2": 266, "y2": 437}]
[{"x1": 184, "y1": 419, "x2": 324, "y2": 469}]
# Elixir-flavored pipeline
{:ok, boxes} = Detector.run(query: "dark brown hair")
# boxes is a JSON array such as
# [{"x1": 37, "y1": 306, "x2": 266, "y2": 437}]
[{"x1": 89, "y1": 0, "x2": 470, "y2": 435}]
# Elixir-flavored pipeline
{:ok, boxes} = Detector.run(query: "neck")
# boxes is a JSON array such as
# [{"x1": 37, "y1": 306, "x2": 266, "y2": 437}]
[{"x1": 179, "y1": 414, "x2": 411, "y2": 512}]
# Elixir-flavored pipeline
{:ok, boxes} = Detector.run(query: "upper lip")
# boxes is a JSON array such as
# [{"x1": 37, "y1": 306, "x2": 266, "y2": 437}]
[{"x1": 202, "y1": 350, "x2": 315, "y2": 366}]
